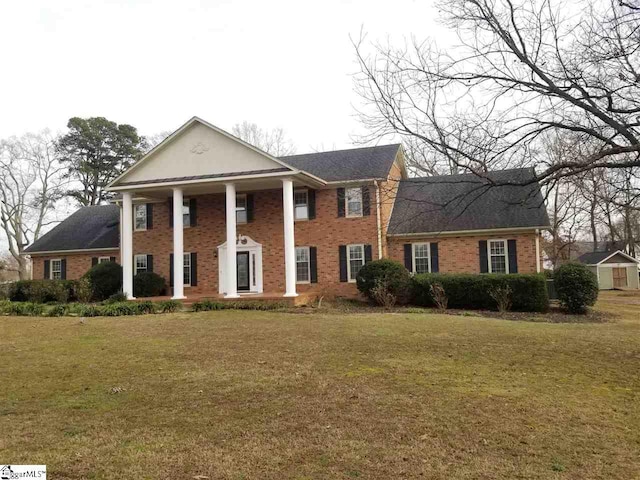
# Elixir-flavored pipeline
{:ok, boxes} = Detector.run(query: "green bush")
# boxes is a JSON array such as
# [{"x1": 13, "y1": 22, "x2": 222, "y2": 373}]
[
  {"x1": 45, "y1": 304, "x2": 69, "y2": 317},
  {"x1": 158, "y1": 299, "x2": 181, "y2": 313},
  {"x1": 133, "y1": 272, "x2": 166, "y2": 297},
  {"x1": 84, "y1": 262, "x2": 123, "y2": 301},
  {"x1": 77, "y1": 304, "x2": 102, "y2": 317},
  {"x1": 4, "y1": 302, "x2": 45, "y2": 316},
  {"x1": 192, "y1": 300, "x2": 225, "y2": 312},
  {"x1": 411, "y1": 273, "x2": 549, "y2": 312},
  {"x1": 554, "y1": 263, "x2": 599, "y2": 314},
  {"x1": 355, "y1": 259, "x2": 412, "y2": 305},
  {"x1": 8, "y1": 280, "x2": 71, "y2": 303},
  {"x1": 101, "y1": 302, "x2": 138, "y2": 316},
  {"x1": 104, "y1": 292, "x2": 128, "y2": 304},
  {"x1": 72, "y1": 277, "x2": 92, "y2": 303},
  {"x1": 136, "y1": 301, "x2": 157, "y2": 314}
]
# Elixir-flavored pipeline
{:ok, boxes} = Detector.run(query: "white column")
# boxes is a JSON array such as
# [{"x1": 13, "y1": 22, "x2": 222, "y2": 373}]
[
  {"x1": 172, "y1": 188, "x2": 186, "y2": 299},
  {"x1": 122, "y1": 192, "x2": 135, "y2": 299},
  {"x1": 225, "y1": 183, "x2": 239, "y2": 298},
  {"x1": 282, "y1": 178, "x2": 297, "y2": 297}
]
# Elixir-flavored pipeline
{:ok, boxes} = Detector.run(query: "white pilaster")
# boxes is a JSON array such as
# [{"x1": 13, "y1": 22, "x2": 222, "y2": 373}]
[
  {"x1": 122, "y1": 191, "x2": 135, "y2": 299},
  {"x1": 282, "y1": 178, "x2": 297, "y2": 297},
  {"x1": 225, "y1": 183, "x2": 239, "y2": 298},
  {"x1": 172, "y1": 188, "x2": 186, "y2": 299}
]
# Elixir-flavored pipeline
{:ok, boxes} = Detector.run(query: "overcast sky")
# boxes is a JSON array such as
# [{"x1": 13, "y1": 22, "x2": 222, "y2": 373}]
[{"x1": 0, "y1": 0, "x2": 448, "y2": 153}]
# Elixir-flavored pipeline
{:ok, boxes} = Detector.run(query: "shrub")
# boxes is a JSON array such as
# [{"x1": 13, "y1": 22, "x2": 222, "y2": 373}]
[
  {"x1": 192, "y1": 300, "x2": 225, "y2": 312},
  {"x1": 412, "y1": 273, "x2": 549, "y2": 312},
  {"x1": 46, "y1": 304, "x2": 69, "y2": 317},
  {"x1": 84, "y1": 262, "x2": 123, "y2": 301},
  {"x1": 430, "y1": 282, "x2": 448, "y2": 311},
  {"x1": 370, "y1": 279, "x2": 397, "y2": 309},
  {"x1": 77, "y1": 304, "x2": 102, "y2": 317},
  {"x1": 104, "y1": 292, "x2": 128, "y2": 304},
  {"x1": 6, "y1": 302, "x2": 45, "y2": 316},
  {"x1": 158, "y1": 299, "x2": 181, "y2": 313},
  {"x1": 133, "y1": 272, "x2": 166, "y2": 298},
  {"x1": 489, "y1": 285, "x2": 512, "y2": 312},
  {"x1": 101, "y1": 302, "x2": 137, "y2": 316},
  {"x1": 554, "y1": 263, "x2": 599, "y2": 314},
  {"x1": 356, "y1": 259, "x2": 411, "y2": 305},
  {"x1": 136, "y1": 301, "x2": 157, "y2": 314},
  {"x1": 73, "y1": 277, "x2": 93, "y2": 303},
  {"x1": 8, "y1": 280, "x2": 70, "y2": 303}
]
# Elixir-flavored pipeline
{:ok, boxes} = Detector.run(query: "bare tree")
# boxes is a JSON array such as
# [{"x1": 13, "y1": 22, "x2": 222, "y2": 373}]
[
  {"x1": 232, "y1": 121, "x2": 296, "y2": 156},
  {"x1": 0, "y1": 131, "x2": 66, "y2": 279},
  {"x1": 145, "y1": 131, "x2": 172, "y2": 151}
]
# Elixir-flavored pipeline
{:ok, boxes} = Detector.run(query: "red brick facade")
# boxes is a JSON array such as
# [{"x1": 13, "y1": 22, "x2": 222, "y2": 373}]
[{"x1": 31, "y1": 251, "x2": 120, "y2": 280}]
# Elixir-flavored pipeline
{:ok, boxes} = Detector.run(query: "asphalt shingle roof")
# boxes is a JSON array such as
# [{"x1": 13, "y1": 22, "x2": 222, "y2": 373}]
[
  {"x1": 388, "y1": 167, "x2": 550, "y2": 235},
  {"x1": 25, "y1": 205, "x2": 120, "y2": 253},
  {"x1": 282, "y1": 144, "x2": 401, "y2": 181},
  {"x1": 576, "y1": 250, "x2": 637, "y2": 264}
]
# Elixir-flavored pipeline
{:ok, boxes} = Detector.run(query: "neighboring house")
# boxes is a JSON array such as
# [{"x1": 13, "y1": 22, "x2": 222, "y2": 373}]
[
  {"x1": 576, "y1": 250, "x2": 640, "y2": 290},
  {"x1": 25, "y1": 116, "x2": 550, "y2": 299}
]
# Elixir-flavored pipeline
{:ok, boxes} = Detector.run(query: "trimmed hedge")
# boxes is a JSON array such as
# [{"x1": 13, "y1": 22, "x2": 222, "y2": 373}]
[
  {"x1": 0, "y1": 299, "x2": 183, "y2": 317},
  {"x1": 84, "y1": 262, "x2": 123, "y2": 301},
  {"x1": 356, "y1": 259, "x2": 412, "y2": 305},
  {"x1": 7, "y1": 280, "x2": 75, "y2": 303},
  {"x1": 554, "y1": 263, "x2": 598, "y2": 313},
  {"x1": 411, "y1": 273, "x2": 549, "y2": 312},
  {"x1": 192, "y1": 299, "x2": 288, "y2": 311},
  {"x1": 133, "y1": 272, "x2": 166, "y2": 297}
]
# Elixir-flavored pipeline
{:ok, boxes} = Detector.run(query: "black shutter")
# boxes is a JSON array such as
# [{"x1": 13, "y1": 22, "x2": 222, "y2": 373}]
[
  {"x1": 337, "y1": 188, "x2": 345, "y2": 217},
  {"x1": 146, "y1": 203, "x2": 153, "y2": 229},
  {"x1": 169, "y1": 254, "x2": 174, "y2": 287},
  {"x1": 147, "y1": 254, "x2": 154, "y2": 273},
  {"x1": 92, "y1": 257, "x2": 98, "y2": 267},
  {"x1": 110, "y1": 256, "x2": 116, "y2": 263},
  {"x1": 308, "y1": 190, "x2": 316, "y2": 220},
  {"x1": 189, "y1": 198, "x2": 197, "y2": 227},
  {"x1": 362, "y1": 186, "x2": 371, "y2": 216},
  {"x1": 431, "y1": 243, "x2": 439, "y2": 273},
  {"x1": 310, "y1": 247, "x2": 318, "y2": 283},
  {"x1": 168, "y1": 197, "x2": 174, "y2": 228},
  {"x1": 364, "y1": 244, "x2": 373, "y2": 263},
  {"x1": 479, "y1": 240, "x2": 489, "y2": 273},
  {"x1": 190, "y1": 252, "x2": 198, "y2": 286},
  {"x1": 44, "y1": 260, "x2": 50, "y2": 279},
  {"x1": 404, "y1": 244, "x2": 413, "y2": 271},
  {"x1": 508, "y1": 240, "x2": 518, "y2": 274},
  {"x1": 339, "y1": 245, "x2": 348, "y2": 282},
  {"x1": 246, "y1": 194, "x2": 255, "y2": 222},
  {"x1": 60, "y1": 259, "x2": 67, "y2": 280}
]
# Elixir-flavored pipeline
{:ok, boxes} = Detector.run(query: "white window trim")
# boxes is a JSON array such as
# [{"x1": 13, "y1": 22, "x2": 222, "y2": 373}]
[
  {"x1": 182, "y1": 198, "x2": 191, "y2": 228},
  {"x1": 294, "y1": 189, "x2": 309, "y2": 221},
  {"x1": 134, "y1": 204, "x2": 147, "y2": 231},
  {"x1": 345, "y1": 187, "x2": 363, "y2": 218},
  {"x1": 346, "y1": 243, "x2": 365, "y2": 283},
  {"x1": 134, "y1": 254, "x2": 148, "y2": 275},
  {"x1": 296, "y1": 246, "x2": 311, "y2": 284},
  {"x1": 98, "y1": 256, "x2": 111, "y2": 264},
  {"x1": 50, "y1": 258, "x2": 62, "y2": 280},
  {"x1": 412, "y1": 242, "x2": 431, "y2": 274},
  {"x1": 183, "y1": 252, "x2": 191, "y2": 287},
  {"x1": 236, "y1": 193, "x2": 248, "y2": 225},
  {"x1": 487, "y1": 239, "x2": 509, "y2": 274}
]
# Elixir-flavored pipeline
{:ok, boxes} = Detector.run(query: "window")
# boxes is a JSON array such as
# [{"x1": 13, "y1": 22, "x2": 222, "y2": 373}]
[
  {"x1": 182, "y1": 199, "x2": 191, "y2": 227},
  {"x1": 294, "y1": 190, "x2": 309, "y2": 220},
  {"x1": 50, "y1": 259, "x2": 62, "y2": 280},
  {"x1": 413, "y1": 243, "x2": 431, "y2": 274},
  {"x1": 488, "y1": 240, "x2": 508, "y2": 274},
  {"x1": 345, "y1": 187, "x2": 363, "y2": 217},
  {"x1": 296, "y1": 247, "x2": 310, "y2": 283},
  {"x1": 236, "y1": 194, "x2": 247, "y2": 224},
  {"x1": 98, "y1": 256, "x2": 111, "y2": 264},
  {"x1": 347, "y1": 244, "x2": 365, "y2": 282},
  {"x1": 134, "y1": 204, "x2": 147, "y2": 231},
  {"x1": 183, "y1": 253, "x2": 191, "y2": 287},
  {"x1": 135, "y1": 254, "x2": 148, "y2": 275}
]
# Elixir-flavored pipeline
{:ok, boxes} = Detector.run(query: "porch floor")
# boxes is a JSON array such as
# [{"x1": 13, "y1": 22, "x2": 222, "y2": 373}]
[{"x1": 134, "y1": 291, "x2": 315, "y2": 307}]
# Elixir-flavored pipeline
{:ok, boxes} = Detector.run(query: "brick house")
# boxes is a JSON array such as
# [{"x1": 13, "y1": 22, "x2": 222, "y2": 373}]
[{"x1": 25, "y1": 116, "x2": 550, "y2": 300}]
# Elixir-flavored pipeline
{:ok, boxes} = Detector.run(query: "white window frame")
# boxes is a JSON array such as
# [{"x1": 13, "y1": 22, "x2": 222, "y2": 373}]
[
  {"x1": 134, "y1": 254, "x2": 148, "y2": 275},
  {"x1": 295, "y1": 246, "x2": 311, "y2": 284},
  {"x1": 134, "y1": 204, "x2": 147, "y2": 231},
  {"x1": 294, "y1": 189, "x2": 309, "y2": 221},
  {"x1": 183, "y1": 252, "x2": 191, "y2": 287},
  {"x1": 236, "y1": 194, "x2": 248, "y2": 224},
  {"x1": 487, "y1": 239, "x2": 509, "y2": 274},
  {"x1": 98, "y1": 256, "x2": 111, "y2": 264},
  {"x1": 346, "y1": 244, "x2": 365, "y2": 283},
  {"x1": 345, "y1": 187, "x2": 363, "y2": 218},
  {"x1": 182, "y1": 198, "x2": 191, "y2": 228},
  {"x1": 50, "y1": 259, "x2": 62, "y2": 280},
  {"x1": 412, "y1": 243, "x2": 431, "y2": 274}
]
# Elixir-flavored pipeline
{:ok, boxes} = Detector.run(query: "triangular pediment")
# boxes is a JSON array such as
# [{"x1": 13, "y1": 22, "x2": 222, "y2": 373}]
[{"x1": 111, "y1": 117, "x2": 294, "y2": 186}]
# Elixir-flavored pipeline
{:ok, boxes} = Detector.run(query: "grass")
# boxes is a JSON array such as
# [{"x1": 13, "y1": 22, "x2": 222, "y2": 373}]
[{"x1": 1, "y1": 291, "x2": 639, "y2": 479}]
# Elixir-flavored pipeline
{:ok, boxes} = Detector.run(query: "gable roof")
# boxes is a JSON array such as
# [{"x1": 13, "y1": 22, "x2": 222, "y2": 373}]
[
  {"x1": 388, "y1": 167, "x2": 550, "y2": 235},
  {"x1": 576, "y1": 250, "x2": 639, "y2": 265},
  {"x1": 25, "y1": 205, "x2": 119, "y2": 254},
  {"x1": 282, "y1": 144, "x2": 401, "y2": 182}
]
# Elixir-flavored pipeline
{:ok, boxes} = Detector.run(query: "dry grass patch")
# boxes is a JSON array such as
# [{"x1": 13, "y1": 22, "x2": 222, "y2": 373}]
[{"x1": 0, "y1": 293, "x2": 639, "y2": 479}]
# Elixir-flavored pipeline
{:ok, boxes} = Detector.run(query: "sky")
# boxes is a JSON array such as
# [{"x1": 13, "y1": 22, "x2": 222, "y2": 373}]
[{"x1": 0, "y1": 0, "x2": 449, "y2": 153}]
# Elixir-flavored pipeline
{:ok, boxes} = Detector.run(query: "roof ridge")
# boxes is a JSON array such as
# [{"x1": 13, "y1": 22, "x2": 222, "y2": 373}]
[
  {"x1": 401, "y1": 167, "x2": 533, "y2": 182},
  {"x1": 281, "y1": 143, "x2": 401, "y2": 158}
]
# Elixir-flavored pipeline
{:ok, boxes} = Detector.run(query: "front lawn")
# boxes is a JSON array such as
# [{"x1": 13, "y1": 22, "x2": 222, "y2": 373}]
[{"x1": 1, "y1": 292, "x2": 639, "y2": 479}]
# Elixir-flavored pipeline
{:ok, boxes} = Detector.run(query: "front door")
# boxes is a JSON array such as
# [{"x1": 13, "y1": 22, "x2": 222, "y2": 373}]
[
  {"x1": 613, "y1": 267, "x2": 627, "y2": 288},
  {"x1": 237, "y1": 252, "x2": 250, "y2": 291}
]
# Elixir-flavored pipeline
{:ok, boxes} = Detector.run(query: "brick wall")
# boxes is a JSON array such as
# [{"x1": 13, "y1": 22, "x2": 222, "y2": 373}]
[
  {"x1": 388, "y1": 232, "x2": 541, "y2": 274},
  {"x1": 31, "y1": 251, "x2": 120, "y2": 280}
]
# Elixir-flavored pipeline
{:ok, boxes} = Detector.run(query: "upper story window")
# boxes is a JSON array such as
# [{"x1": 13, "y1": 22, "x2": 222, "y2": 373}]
[
  {"x1": 412, "y1": 243, "x2": 431, "y2": 274},
  {"x1": 347, "y1": 244, "x2": 365, "y2": 282},
  {"x1": 488, "y1": 240, "x2": 508, "y2": 274},
  {"x1": 296, "y1": 246, "x2": 310, "y2": 283},
  {"x1": 50, "y1": 259, "x2": 62, "y2": 280},
  {"x1": 134, "y1": 204, "x2": 147, "y2": 231},
  {"x1": 182, "y1": 199, "x2": 191, "y2": 227},
  {"x1": 236, "y1": 194, "x2": 247, "y2": 224},
  {"x1": 98, "y1": 256, "x2": 111, "y2": 264},
  {"x1": 346, "y1": 187, "x2": 363, "y2": 217},
  {"x1": 294, "y1": 190, "x2": 309, "y2": 220},
  {"x1": 135, "y1": 254, "x2": 148, "y2": 275}
]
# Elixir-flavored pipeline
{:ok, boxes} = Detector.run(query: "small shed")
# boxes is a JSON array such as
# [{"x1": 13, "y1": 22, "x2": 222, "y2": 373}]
[{"x1": 576, "y1": 250, "x2": 640, "y2": 290}]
